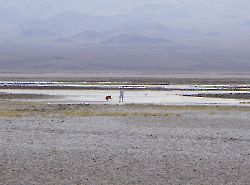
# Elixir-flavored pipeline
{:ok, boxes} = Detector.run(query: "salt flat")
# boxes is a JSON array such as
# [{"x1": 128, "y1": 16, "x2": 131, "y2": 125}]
[{"x1": 0, "y1": 75, "x2": 250, "y2": 185}]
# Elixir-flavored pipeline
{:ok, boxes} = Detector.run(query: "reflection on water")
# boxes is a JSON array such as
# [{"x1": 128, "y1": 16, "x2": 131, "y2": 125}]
[
  {"x1": 1, "y1": 88, "x2": 250, "y2": 106},
  {"x1": 1, "y1": 81, "x2": 250, "y2": 105}
]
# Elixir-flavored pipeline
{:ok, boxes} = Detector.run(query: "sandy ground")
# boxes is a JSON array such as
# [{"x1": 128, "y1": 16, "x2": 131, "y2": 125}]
[{"x1": 0, "y1": 102, "x2": 250, "y2": 185}]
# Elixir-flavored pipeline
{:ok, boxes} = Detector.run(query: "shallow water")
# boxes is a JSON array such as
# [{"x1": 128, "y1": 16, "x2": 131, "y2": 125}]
[{"x1": 1, "y1": 88, "x2": 249, "y2": 106}]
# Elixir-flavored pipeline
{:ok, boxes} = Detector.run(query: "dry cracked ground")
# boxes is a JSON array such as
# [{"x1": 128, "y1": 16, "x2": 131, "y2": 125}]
[{"x1": 0, "y1": 102, "x2": 250, "y2": 185}]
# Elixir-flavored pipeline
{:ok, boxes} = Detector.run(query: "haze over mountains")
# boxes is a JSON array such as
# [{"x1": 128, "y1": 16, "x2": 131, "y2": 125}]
[{"x1": 0, "y1": 0, "x2": 250, "y2": 72}]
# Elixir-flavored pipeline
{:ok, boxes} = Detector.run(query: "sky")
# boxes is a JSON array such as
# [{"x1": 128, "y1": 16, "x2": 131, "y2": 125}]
[{"x1": 1, "y1": 0, "x2": 250, "y2": 17}]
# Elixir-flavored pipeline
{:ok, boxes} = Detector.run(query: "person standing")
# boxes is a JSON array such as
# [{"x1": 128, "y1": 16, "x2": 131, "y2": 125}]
[{"x1": 119, "y1": 87, "x2": 124, "y2": 102}]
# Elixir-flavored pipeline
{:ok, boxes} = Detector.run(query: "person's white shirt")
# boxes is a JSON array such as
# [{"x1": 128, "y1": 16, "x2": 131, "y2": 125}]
[
  {"x1": 119, "y1": 88, "x2": 124, "y2": 102},
  {"x1": 120, "y1": 89, "x2": 124, "y2": 97}
]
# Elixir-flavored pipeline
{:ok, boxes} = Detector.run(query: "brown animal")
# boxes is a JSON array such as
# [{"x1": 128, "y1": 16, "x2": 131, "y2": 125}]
[{"x1": 105, "y1": 95, "x2": 112, "y2": 101}]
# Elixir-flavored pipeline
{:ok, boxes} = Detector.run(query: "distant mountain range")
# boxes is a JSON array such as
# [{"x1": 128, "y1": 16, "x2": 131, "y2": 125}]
[
  {"x1": 13, "y1": 11, "x2": 205, "y2": 45},
  {"x1": 1, "y1": 1, "x2": 250, "y2": 73}
]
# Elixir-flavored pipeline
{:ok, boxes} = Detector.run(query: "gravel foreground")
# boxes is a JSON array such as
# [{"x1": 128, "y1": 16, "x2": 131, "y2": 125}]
[{"x1": 0, "y1": 103, "x2": 250, "y2": 185}]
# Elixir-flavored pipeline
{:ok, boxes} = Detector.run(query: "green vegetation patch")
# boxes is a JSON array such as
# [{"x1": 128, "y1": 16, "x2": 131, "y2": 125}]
[
  {"x1": 0, "y1": 110, "x2": 29, "y2": 117},
  {"x1": 63, "y1": 111, "x2": 172, "y2": 117}
]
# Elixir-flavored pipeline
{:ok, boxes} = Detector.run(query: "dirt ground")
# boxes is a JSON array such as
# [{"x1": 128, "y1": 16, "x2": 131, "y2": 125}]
[{"x1": 0, "y1": 102, "x2": 250, "y2": 185}]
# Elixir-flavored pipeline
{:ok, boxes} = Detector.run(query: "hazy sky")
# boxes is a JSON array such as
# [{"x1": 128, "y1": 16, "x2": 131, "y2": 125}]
[
  {"x1": 1, "y1": 0, "x2": 250, "y2": 17},
  {"x1": 0, "y1": 0, "x2": 250, "y2": 72}
]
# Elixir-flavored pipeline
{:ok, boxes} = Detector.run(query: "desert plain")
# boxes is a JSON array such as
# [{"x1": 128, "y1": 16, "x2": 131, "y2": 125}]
[{"x1": 0, "y1": 74, "x2": 250, "y2": 185}]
